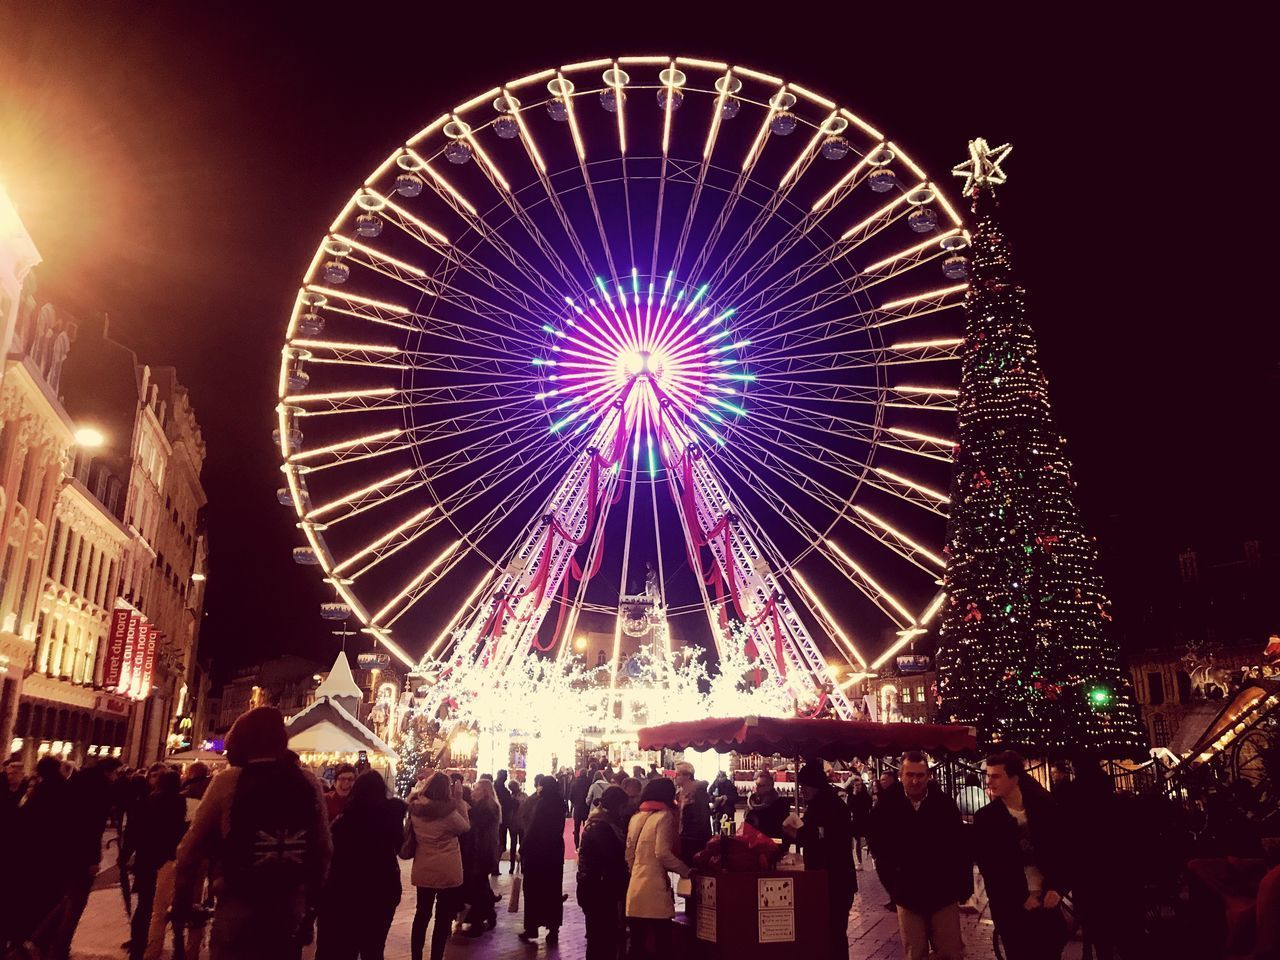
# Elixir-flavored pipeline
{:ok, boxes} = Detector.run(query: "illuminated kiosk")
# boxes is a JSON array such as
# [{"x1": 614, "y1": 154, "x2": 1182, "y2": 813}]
[
  {"x1": 274, "y1": 58, "x2": 967, "y2": 771},
  {"x1": 288, "y1": 651, "x2": 398, "y2": 776}
]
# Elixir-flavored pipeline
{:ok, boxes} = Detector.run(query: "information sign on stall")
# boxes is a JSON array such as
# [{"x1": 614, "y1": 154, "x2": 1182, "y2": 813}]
[
  {"x1": 757, "y1": 877, "x2": 795, "y2": 944},
  {"x1": 696, "y1": 876, "x2": 717, "y2": 942}
]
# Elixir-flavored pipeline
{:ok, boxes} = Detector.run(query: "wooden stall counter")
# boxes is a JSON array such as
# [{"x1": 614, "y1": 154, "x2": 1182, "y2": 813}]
[{"x1": 690, "y1": 867, "x2": 829, "y2": 957}]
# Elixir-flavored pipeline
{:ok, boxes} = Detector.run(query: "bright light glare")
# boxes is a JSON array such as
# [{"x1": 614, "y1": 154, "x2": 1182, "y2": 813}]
[{"x1": 74, "y1": 427, "x2": 106, "y2": 448}]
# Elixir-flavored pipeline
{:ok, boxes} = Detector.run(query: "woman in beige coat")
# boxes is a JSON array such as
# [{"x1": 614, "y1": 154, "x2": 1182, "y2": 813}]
[
  {"x1": 624, "y1": 777, "x2": 690, "y2": 960},
  {"x1": 409, "y1": 773, "x2": 470, "y2": 960}
]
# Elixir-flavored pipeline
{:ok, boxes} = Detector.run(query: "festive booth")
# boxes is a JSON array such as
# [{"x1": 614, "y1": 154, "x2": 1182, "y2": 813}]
[
  {"x1": 638, "y1": 715, "x2": 977, "y2": 759},
  {"x1": 638, "y1": 716, "x2": 977, "y2": 957},
  {"x1": 286, "y1": 652, "x2": 398, "y2": 776}
]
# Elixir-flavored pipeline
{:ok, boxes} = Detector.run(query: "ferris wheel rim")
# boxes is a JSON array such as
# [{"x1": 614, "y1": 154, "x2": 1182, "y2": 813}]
[{"x1": 276, "y1": 54, "x2": 967, "y2": 674}]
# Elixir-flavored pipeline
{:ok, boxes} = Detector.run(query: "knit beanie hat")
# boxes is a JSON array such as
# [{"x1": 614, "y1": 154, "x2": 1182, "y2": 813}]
[
  {"x1": 796, "y1": 761, "x2": 828, "y2": 788},
  {"x1": 225, "y1": 706, "x2": 289, "y2": 766}
]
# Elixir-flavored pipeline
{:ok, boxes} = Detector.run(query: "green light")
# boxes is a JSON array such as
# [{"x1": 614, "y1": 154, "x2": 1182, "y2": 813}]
[{"x1": 1087, "y1": 685, "x2": 1113, "y2": 708}]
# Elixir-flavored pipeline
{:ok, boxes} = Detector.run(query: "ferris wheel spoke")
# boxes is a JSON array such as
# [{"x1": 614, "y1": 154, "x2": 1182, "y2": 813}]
[
  {"x1": 325, "y1": 233, "x2": 561, "y2": 351},
  {"x1": 710, "y1": 160, "x2": 873, "y2": 309},
  {"x1": 305, "y1": 467, "x2": 427, "y2": 525},
  {"x1": 371, "y1": 189, "x2": 566, "y2": 320},
  {"x1": 739, "y1": 253, "x2": 967, "y2": 357},
  {"x1": 685, "y1": 80, "x2": 788, "y2": 283},
  {"x1": 453, "y1": 113, "x2": 605, "y2": 289},
  {"x1": 738, "y1": 391, "x2": 881, "y2": 440},
  {"x1": 718, "y1": 425, "x2": 942, "y2": 574},
  {"x1": 712, "y1": 476, "x2": 870, "y2": 668},
  {"x1": 402, "y1": 148, "x2": 580, "y2": 300},
  {"x1": 668, "y1": 70, "x2": 732, "y2": 277},
  {"x1": 348, "y1": 439, "x2": 566, "y2": 584},
  {"x1": 726, "y1": 189, "x2": 925, "y2": 324},
  {"x1": 701, "y1": 110, "x2": 834, "y2": 295},
  {"x1": 710, "y1": 455, "x2": 916, "y2": 629}
]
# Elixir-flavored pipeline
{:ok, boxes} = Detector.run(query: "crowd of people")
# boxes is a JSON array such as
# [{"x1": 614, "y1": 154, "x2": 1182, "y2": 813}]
[{"x1": 1, "y1": 711, "x2": 1253, "y2": 960}]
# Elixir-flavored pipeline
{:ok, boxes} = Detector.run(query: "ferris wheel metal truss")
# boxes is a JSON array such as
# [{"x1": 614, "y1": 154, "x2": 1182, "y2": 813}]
[{"x1": 276, "y1": 56, "x2": 969, "y2": 721}]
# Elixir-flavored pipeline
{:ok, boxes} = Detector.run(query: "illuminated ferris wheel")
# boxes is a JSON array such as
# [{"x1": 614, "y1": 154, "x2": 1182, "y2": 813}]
[{"x1": 275, "y1": 56, "x2": 969, "y2": 720}]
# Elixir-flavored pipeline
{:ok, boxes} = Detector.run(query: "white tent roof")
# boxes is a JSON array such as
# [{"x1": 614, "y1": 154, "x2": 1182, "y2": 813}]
[
  {"x1": 314, "y1": 651, "x2": 363, "y2": 701},
  {"x1": 288, "y1": 719, "x2": 395, "y2": 758},
  {"x1": 286, "y1": 697, "x2": 396, "y2": 758}
]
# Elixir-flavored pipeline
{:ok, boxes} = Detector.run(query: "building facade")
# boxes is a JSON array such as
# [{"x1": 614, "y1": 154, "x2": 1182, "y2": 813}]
[
  {"x1": 1127, "y1": 644, "x2": 1263, "y2": 753},
  {"x1": 215, "y1": 655, "x2": 326, "y2": 735},
  {"x1": 1, "y1": 292, "x2": 127, "y2": 763}
]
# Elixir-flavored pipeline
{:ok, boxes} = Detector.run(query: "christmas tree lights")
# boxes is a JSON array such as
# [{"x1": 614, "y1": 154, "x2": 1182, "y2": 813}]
[{"x1": 935, "y1": 140, "x2": 1144, "y2": 756}]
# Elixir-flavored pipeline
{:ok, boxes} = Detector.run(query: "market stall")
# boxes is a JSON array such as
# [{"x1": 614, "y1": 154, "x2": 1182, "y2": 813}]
[{"x1": 638, "y1": 716, "x2": 977, "y2": 957}]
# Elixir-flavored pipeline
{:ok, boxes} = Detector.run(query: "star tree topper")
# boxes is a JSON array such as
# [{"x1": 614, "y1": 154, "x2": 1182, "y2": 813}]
[{"x1": 951, "y1": 138, "x2": 1012, "y2": 195}]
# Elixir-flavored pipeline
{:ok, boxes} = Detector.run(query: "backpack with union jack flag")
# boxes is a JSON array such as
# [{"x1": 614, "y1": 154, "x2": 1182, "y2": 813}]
[{"x1": 222, "y1": 759, "x2": 326, "y2": 900}]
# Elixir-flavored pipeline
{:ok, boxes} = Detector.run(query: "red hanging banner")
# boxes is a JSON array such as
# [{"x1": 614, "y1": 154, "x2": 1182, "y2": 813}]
[
  {"x1": 104, "y1": 607, "x2": 131, "y2": 689},
  {"x1": 138, "y1": 629, "x2": 159, "y2": 701},
  {"x1": 116, "y1": 612, "x2": 140, "y2": 696},
  {"x1": 129, "y1": 620, "x2": 150, "y2": 700}
]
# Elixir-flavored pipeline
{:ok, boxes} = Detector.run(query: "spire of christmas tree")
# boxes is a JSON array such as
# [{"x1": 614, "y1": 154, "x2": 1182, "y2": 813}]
[{"x1": 935, "y1": 140, "x2": 1144, "y2": 756}]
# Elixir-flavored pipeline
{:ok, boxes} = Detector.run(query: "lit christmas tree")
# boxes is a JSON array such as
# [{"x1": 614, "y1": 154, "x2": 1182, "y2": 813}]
[{"x1": 935, "y1": 140, "x2": 1144, "y2": 756}]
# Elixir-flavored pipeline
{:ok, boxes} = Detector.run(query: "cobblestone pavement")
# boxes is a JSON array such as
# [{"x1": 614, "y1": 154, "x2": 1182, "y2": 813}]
[{"x1": 71, "y1": 830, "x2": 1084, "y2": 959}]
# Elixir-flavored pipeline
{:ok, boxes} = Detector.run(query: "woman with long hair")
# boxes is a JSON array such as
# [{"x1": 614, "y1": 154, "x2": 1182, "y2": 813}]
[
  {"x1": 316, "y1": 770, "x2": 406, "y2": 960},
  {"x1": 408, "y1": 772, "x2": 470, "y2": 960},
  {"x1": 517, "y1": 777, "x2": 566, "y2": 945},
  {"x1": 624, "y1": 777, "x2": 691, "y2": 960},
  {"x1": 460, "y1": 777, "x2": 501, "y2": 936}
]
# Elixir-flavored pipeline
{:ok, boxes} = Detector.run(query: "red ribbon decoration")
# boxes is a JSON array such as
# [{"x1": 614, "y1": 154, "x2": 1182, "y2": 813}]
[{"x1": 749, "y1": 594, "x2": 787, "y2": 679}]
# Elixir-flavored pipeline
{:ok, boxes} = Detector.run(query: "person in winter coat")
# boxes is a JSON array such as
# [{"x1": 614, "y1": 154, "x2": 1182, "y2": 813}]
[
  {"x1": 316, "y1": 770, "x2": 406, "y2": 960},
  {"x1": 57, "y1": 756, "x2": 124, "y2": 957},
  {"x1": 620, "y1": 777, "x2": 643, "y2": 832},
  {"x1": 506, "y1": 779, "x2": 525, "y2": 873},
  {"x1": 845, "y1": 775, "x2": 873, "y2": 867},
  {"x1": 174, "y1": 707, "x2": 332, "y2": 960},
  {"x1": 1060, "y1": 761, "x2": 1145, "y2": 960},
  {"x1": 518, "y1": 777, "x2": 566, "y2": 945},
  {"x1": 460, "y1": 777, "x2": 501, "y2": 936},
  {"x1": 577, "y1": 786, "x2": 630, "y2": 960},
  {"x1": 568, "y1": 768, "x2": 592, "y2": 847},
  {"x1": 625, "y1": 777, "x2": 691, "y2": 960},
  {"x1": 673, "y1": 761, "x2": 713, "y2": 863},
  {"x1": 408, "y1": 772, "x2": 470, "y2": 960},
  {"x1": 787, "y1": 761, "x2": 857, "y2": 960},
  {"x1": 974, "y1": 751, "x2": 1072, "y2": 960},
  {"x1": 870, "y1": 753, "x2": 970, "y2": 960},
  {"x1": 494, "y1": 769, "x2": 515, "y2": 868},
  {"x1": 744, "y1": 769, "x2": 791, "y2": 840},
  {"x1": 708, "y1": 770, "x2": 739, "y2": 825},
  {"x1": 180, "y1": 762, "x2": 213, "y2": 817},
  {"x1": 127, "y1": 771, "x2": 188, "y2": 960},
  {"x1": 6, "y1": 756, "x2": 75, "y2": 953},
  {"x1": 326, "y1": 764, "x2": 357, "y2": 822}
]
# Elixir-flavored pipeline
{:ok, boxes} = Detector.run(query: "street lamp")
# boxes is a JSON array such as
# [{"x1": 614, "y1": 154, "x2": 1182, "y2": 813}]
[{"x1": 74, "y1": 426, "x2": 105, "y2": 448}]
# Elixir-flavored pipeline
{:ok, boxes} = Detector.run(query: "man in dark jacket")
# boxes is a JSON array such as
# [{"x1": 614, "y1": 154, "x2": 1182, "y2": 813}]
[
  {"x1": 787, "y1": 761, "x2": 856, "y2": 960},
  {"x1": 576, "y1": 786, "x2": 629, "y2": 960},
  {"x1": 974, "y1": 750, "x2": 1071, "y2": 960},
  {"x1": 6, "y1": 756, "x2": 74, "y2": 953},
  {"x1": 870, "y1": 752, "x2": 970, "y2": 960},
  {"x1": 708, "y1": 770, "x2": 739, "y2": 825},
  {"x1": 56, "y1": 756, "x2": 123, "y2": 959},
  {"x1": 673, "y1": 761, "x2": 713, "y2": 862},
  {"x1": 744, "y1": 769, "x2": 791, "y2": 841},
  {"x1": 568, "y1": 768, "x2": 592, "y2": 848},
  {"x1": 494, "y1": 769, "x2": 514, "y2": 869},
  {"x1": 175, "y1": 707, "x2": 332, "y2": 960}
]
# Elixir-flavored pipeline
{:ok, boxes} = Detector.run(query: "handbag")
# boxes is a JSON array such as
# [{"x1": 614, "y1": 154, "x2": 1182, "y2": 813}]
[
  {"x1": 398, "y1": 816, "x2": 416, "y2": 861},
  {"x1": 508, "y1": 861, "x2": 522, "y2": 913}
]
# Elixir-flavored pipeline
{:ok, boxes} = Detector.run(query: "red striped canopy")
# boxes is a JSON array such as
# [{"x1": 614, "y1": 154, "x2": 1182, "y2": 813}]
[{"x1": 637, "y1": 715, "x2": 977, "y2": 759}]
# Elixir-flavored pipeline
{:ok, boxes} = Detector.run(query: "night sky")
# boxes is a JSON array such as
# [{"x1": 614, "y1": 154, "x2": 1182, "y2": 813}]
[{"x1": 1, "y1": 5, "x2": 1273, "y2": 679}]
